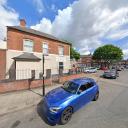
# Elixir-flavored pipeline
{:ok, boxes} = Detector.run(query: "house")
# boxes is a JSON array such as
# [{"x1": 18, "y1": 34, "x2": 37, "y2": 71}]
[
  {"x1": 79, "y1": 54, "x2": 93, "y2": 67},
  {"x1": 78, "y1": 54, "x2": 99, "y2": 68},
  {"x1": 0, "y1": 19, "x2": 71, "y2": 80}
]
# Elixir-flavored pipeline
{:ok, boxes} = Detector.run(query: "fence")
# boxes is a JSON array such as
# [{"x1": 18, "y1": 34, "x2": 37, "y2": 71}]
[{"x1": 0, "y1": 67, "x2": 86, "y2": 82}]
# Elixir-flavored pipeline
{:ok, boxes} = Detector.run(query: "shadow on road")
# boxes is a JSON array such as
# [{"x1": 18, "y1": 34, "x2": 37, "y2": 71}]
[{"x1": 37, "y1": 100, "x2": 56, "y2": 126}]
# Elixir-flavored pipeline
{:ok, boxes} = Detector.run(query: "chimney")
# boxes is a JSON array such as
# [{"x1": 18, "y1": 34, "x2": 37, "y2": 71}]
[{"x1": 20, "y1": 19, "x2": 26, "y2": 27}]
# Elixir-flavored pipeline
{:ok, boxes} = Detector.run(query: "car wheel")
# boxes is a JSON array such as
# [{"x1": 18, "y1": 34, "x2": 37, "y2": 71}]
[
  {"x1": 60, "y1": 107, "x2": 73, "y2": 125},
  {"x1": 93, "y1": 91, "x2": 99, "y2": 101}
]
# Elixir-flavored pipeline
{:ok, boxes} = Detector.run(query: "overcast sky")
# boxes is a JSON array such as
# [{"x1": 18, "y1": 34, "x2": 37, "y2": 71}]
[{"x1": 0, "y1": 0, "x2": 128, "y2": 59}]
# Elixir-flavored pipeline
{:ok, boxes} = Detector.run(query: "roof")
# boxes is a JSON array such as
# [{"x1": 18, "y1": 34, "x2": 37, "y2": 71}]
[
  {"x1": 80, "y1": 54, "x2": 92, "y2": 58},
  {"x1": 71, "y1": 77, "x2": 95, "y2": 86},
  {"x1": 7, "y1": 26, "x2": 71, "y2": 45},
  {"x1": 12, "y1": 53, "x2": 41, "y2": 61}
]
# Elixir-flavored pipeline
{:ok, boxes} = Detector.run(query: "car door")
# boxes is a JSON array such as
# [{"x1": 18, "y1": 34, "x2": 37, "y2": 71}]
[
  {"x1": 77, "y1": 82, "x2": 96, "y2": 108},
  {"x1": 76, "y1": 83, "x2": 89, "y2": 109},
  {"x1": 85, "y1": 82, "x2": 96, "y2": 101}
]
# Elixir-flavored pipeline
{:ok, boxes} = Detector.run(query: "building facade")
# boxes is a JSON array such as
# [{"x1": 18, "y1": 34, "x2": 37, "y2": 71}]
[
  {"x1": 0, "y1": 19, "x2": 71, "y2": 80},
  {"x1": 79, "y1": 55, "x2": 93, "y2": 67}
]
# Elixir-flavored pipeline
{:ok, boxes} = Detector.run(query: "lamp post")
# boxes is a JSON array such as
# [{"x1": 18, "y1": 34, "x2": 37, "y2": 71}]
[{"x1": 42, "y1": 54, "x2": 45, "y2": 96}]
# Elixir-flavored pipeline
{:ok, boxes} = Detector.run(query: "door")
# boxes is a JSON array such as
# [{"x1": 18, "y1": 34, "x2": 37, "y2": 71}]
[{"x1": 76, "y1": 82, "x2": 95, "y2": 109}]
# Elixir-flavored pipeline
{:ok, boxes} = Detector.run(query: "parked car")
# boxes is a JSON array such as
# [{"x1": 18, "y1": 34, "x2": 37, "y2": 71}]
[
  {"x1": 117, "y1": 66, "x2": 122, "y2": 71},
  {"x1": 103, "y1": 69, "x2": 119, "y2": 79},
  {"x1": 43, "y1": 78, "x2": 99, "y2": 125},
  {"x1": 84, "y1": 67, "x2": 97, "y2": 73}
]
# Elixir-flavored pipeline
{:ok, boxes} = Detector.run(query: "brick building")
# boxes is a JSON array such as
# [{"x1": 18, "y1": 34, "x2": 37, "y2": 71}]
[
  {"x1": 0, "y1": 19, "x2": 71, "y2": 80},
  {"x1": 79, "y1": 55, "x2": 92, "y2": 67},
  {"x1": 78, "y1": 54, "x2": 99, "y2": 67}
]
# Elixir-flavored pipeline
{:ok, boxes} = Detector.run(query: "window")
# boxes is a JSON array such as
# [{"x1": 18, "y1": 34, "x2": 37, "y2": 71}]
[
  {"x1": 62, "y1": 81, "x2": 79, "y2": 94},
  {"x1": 79, "y1": 84, "x2": 86, "y2": 92},
  {"x1": 42, "y1": 43, "x2": 48, "y2": 55},
  {"x1": 85, "y1": 82, "x2": 94, "y2": 89},
  {"x1": 59, "y1": 46, "x2": 64, "y2": 56},
  {"x1": 79, "y1": 82, "x2": 94, "y2": 92},
  {"x1": 23, "y1": 39, "x2": 33, "y2": 52}
]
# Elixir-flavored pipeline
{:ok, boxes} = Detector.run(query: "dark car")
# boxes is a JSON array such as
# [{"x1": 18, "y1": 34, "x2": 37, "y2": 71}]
[
  {"x1": 43, "y1": 78, "x2": 99, "y2": 125},
  {"x1": 103, "y1": 69, "x2": 118, "y2": 79}
]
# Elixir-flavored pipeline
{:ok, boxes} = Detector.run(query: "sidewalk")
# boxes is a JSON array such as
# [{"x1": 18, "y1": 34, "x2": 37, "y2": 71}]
[{"x1": 0, "y1": 84, "x2": 61, "y2": 116}]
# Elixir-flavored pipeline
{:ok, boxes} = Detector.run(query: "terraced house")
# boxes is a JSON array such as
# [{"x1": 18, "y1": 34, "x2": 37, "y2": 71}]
[{"x1": 0, "y1": 19, "x2": 71, "y2": 80}]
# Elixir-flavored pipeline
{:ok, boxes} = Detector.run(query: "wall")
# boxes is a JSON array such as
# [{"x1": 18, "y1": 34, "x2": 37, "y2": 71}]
[
  {"x1": 0, "y1": 73, "x2": 85, "y2": 93},
  {"x1": 6, "y1": 50, "x2": 71, "y2": 79},
  {"x1": 7, "y1": 28, "x2": 70, "y2": 55},
  {"x1": 0, "y1": 49, "x2": 6, "y2": 80},
  {"x1": 59, "y1": 73, "x2": 85, "y2": 83},
  {"x1": 0, "y1": 78, "x2": 52, "y2": 93}
]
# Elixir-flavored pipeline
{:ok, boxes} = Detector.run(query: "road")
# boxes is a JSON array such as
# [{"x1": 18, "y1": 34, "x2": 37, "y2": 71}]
[{"x1": 0, "y1": 70, "x2": 128, "y2": 128}]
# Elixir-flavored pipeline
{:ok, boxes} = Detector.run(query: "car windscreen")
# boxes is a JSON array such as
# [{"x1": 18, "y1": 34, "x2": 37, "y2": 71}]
[{"x1": 62, "y1": 81, "x2": 79, "y2": 94}]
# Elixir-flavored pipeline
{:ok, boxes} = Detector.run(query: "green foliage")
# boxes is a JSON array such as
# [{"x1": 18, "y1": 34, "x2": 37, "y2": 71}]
[
  {"x1": 70, "y1": 47, "x2": 80, "y2": 60},
  {"x1": 93, "y1": 44, "x2": 123, "y2": 63}
]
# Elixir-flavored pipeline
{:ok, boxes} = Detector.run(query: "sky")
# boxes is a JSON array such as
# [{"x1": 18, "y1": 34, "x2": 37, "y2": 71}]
[{"x1": 0, "y1": 0, "x2": 128, "y2": 59}]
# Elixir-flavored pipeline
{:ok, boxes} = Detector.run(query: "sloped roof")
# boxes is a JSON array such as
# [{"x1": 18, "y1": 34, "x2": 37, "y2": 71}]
[
  {"x1": 80, "y1": 54, "x2": 92, "y2": 58},
  {"x1": 12, "y1": 53, "x2": 41, "y2": 61},
  {"x1": 7, "y1": 26, "x2": 71, "y2": 45}
]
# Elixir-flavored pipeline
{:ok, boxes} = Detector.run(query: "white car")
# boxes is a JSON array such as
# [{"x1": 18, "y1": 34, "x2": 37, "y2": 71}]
[{"x1": 84, "y1": 67, "x2": 97, "y2": 73}]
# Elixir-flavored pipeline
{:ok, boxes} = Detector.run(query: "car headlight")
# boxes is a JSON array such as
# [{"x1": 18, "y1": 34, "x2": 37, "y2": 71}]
[{"x1": 49, "y1": 107, "x2": 61, "y2": 113}]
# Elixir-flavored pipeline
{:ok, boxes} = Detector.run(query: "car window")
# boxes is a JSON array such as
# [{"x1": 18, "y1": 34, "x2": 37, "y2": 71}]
[
  {"x1": 62, "y1": 81, "x2": 79, "y2": 94},
  {"x1": 79, "y1": 84, "x2": 86, "y2": 92},
  {"x1": 79, "y1": 82, "x2": 94, "y2": 93},
  {"x1": 85, "y1": 82, "x2": 94, "y2": 90}
]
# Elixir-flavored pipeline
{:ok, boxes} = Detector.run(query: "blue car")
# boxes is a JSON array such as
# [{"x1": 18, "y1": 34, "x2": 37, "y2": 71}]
[{"x1": 43, "y1": 77, "x2": 99, "y2": 125}]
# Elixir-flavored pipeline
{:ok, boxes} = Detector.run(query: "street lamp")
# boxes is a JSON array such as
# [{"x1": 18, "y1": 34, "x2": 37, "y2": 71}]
[{"x1": 42, "y1": 54, "x2": 45, "y2": 96}]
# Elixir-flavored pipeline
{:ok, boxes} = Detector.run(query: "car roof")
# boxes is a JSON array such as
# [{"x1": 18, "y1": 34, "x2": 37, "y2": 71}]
[{"x1": 70, "y1": 77, "x2": 95, "y2": 86}]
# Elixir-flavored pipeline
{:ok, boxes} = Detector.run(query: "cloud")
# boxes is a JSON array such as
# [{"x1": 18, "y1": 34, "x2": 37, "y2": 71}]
[
  {"x1": 123, "y1": 49, "x2": 128, "y2": 59},
  {"x1": 31, "y1": 18, "x2": 52, "y2": 34},
  {"x1": 32, "y1": 0, "x2": 45, "y2": 13},
  {"x1": 0, "y1": 0, "x2": 19, "y2": 49},
  {"x1": 31, "y1": 0, "x2": 128, "y2": 57}
]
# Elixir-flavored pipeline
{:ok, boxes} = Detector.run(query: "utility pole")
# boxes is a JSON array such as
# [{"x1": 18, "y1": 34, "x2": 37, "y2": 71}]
[{"x1": 42, "y1": 54, "x2": 45, "y2": 96}]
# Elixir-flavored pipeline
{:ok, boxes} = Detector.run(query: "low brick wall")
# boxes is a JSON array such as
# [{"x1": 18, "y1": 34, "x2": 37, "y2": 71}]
[
  {"x1": 0, "y1": 73, "x2": 85, "y2": 93},
  {"x1": 0, "y1": 79, "x2": 52, "y2": 93},
  {"x1": 59, "y1": 73, "x2": 85, "y2": 83}
]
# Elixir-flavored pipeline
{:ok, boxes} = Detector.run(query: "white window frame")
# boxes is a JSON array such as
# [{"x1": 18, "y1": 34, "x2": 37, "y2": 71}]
[
  {"x1": 42, "y1": 42, "x2": 49, "y2": 55},
  {"x1": 23, "y1": 39, "x2": 34, "y2": 52},
  {"x1": 58, "y1": 46, "x2": 64, "y2": 56}
]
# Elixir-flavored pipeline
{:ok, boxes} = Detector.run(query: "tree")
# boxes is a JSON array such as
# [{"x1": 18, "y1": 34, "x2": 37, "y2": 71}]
[
  {"x1": 70, "y1": 47, "x2": 80, "y2": 60},
  {"x1": 92, "y1": 44, "x2": 123, "y2": 67}
]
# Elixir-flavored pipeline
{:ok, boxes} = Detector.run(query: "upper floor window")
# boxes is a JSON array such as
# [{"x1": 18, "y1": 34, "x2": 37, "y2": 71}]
[
  {"x1": 23, "y1": 39, "x2": 33, "y2": 52},
  {"x1": 42, "y1": 43, "x2": 48, "y2": 55},
  {"x1": 59, "y1": 46, "x2": 64, "y2": 56}
]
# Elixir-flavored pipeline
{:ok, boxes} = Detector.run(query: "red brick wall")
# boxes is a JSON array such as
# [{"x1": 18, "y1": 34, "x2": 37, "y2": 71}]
[
  {"x1": 0, "y1": 79, "x2": 52, "y2": 93},
  {"x1": 7, "y1": 28, "x2": 70, "y2": 55},
  {"x1": 0, "y1": 73, "x2": 85, "y2": 93},
  {"x1": 0, "y1": 49, "x2": 6, "y2": 80},
  {"x1": 59, "y1": 73, "x2": 85, "y2": 83}
]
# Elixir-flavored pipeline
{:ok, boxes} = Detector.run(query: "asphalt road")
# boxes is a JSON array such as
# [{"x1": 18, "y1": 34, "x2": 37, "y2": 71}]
[{"x1": 0, "y1": 70, "x2": 128, "y2": 128}]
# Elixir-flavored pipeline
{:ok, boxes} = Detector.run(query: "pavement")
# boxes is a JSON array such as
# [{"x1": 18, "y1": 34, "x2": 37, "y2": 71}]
[{"x1": 0, "y1": 84, "x2": 61, "y2": 116}]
